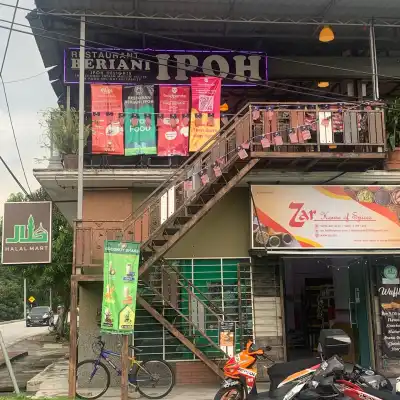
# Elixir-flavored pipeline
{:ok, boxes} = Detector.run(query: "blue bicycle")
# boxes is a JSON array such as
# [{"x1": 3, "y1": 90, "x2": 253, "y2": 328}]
[{"x1": 76, "y1": 336, "x2": 175, "y2": 399}]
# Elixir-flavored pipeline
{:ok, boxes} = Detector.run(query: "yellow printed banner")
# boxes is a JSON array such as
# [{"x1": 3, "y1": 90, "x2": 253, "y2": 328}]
[
  {"x1": 189, "y1": 77, "x2": 221, "y2": 152},
  {"x1": 251, "y1": 185, "x2": 400, "y2": 249}
]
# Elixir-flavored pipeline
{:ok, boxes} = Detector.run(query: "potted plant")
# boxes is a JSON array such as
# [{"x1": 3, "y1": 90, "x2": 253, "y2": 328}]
[
  {"x1": 41, "y1": 106, "x2": 90, "y2": 169},
  {"x1": 386, "y1": 98, "x2": 400, "y2": 170}
]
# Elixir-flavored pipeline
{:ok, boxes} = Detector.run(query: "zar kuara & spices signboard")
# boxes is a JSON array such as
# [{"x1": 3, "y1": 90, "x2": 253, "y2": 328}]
[
  {"x1": 64, "y1": 48, "x2": 267, "y2": 85},
  {"x1": 251, "y1": 185, "x2": 400, "y2": 249},
  {"x1": 378, "y1": 264, "x2": 400, "y2": 358},
  {"x1": 1, "y1": 202, "x2": 52, "y2": 265}
]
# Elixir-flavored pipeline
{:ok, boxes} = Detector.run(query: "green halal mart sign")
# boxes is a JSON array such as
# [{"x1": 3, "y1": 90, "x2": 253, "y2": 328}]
[{"x1": 1, "y1": 202, "x2": 52, "y2": 265}]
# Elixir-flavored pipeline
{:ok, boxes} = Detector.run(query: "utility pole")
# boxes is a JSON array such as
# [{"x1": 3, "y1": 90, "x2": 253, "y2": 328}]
[
  {"x1": 23, "y1": 278, "x2": 27, "y2": 321},
  {"x1": 49, "y1": 288, "x2": 52, "y2": 309}
]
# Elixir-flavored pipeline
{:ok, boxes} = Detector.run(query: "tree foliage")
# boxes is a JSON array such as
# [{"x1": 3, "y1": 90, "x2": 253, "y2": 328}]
[{"x1": 0, "y1": 188, "x2": 73, "y2": 332}]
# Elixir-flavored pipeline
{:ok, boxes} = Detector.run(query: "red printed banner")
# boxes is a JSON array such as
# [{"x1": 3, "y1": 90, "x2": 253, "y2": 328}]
[
  {"x1": 189, "y1": 77, "x2": 222, "y2": 152},
  {"x1": 157, "y1": 86, "x2": 190, "y2": 156},
  {"x1": 91, "y1": 85, "x2": 123, "y2": 113},
  {"x1": 91, "y1": 85, "x2": 124, "y2": 154},
  {"x1": 92, "y1": 112, "x2": 125, "y2": 155}
]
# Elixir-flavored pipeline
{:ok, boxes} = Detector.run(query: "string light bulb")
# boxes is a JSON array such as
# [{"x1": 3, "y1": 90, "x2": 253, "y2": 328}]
[{"x1": 318, "y1": 81, "x2": 330, "y2": 88}]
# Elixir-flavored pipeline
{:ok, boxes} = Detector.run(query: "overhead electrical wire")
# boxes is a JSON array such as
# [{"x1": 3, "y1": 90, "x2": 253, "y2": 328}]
[
  {"x1": 2, "y1": 1, "x2": 400, "y2": 82},
  {"x1": 3, "y1": 69, "x2": 54, "y2": 84},
  {"x1": 0, "y1": 0, "x2": 32, "y2": 195},
  {"x1": 0, "y1": 155, "x2": 30, "y2": 198},
  {"x1": 0, "y1": 19, "x2": 383, "y2": 108}
]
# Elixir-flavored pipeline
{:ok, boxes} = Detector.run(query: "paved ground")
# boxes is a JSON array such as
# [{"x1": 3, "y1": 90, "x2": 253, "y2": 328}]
[
  {"x1": 0, "y1": 321, "x2": 49, "y2": 348},
  {"x1": 30, "y1": 359, "x2": 270, "y2": 399}
]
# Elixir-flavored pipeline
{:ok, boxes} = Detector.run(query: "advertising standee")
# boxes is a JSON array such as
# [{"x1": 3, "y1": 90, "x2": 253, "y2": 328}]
[
  {"x1": 377, "y1": 265, "x2": 400, "y2": 358},
  {"x1": 101, "y1": 240, "x2": 140, "y2": 334}
]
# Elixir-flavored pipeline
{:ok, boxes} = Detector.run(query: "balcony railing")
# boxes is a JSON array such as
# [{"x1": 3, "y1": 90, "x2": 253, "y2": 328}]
[{"x1": 247, "y1": 102, "x2": 386, "y2": 155}]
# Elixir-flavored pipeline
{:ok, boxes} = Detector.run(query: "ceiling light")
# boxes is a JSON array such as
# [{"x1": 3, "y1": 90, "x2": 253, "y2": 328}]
[
  {"x1": 319, "y1": 25, "x2": 335, "y2": 42},
  {"x1": 318, "y1": 81, "x2": 329, "y2": 88}
]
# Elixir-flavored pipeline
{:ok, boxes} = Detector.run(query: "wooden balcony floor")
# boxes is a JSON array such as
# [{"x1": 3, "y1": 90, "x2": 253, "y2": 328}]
[{"x1": 250, "y1": 152, "x2": 385, "y2": 172}]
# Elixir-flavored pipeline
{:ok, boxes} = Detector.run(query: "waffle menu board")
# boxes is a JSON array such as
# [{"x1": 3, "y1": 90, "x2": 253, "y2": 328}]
[
  {"x1": 251, "y1": 185, "x2": 400, "y2": 249},
  {"x1": 378, "y1": 265, "x2": 400, "y2": 358}
]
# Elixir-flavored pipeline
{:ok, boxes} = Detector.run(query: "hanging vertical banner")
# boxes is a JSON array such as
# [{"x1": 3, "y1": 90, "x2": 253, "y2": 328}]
[
  {"x1": 377, "y1": 264, "x2": 400, "y2": 358},
  {"x1": 124, "y1": 85, "x2": 157, "y2": 155},
  {"x1": 91, "y1": 85, "x2": 124, "y2": 154},
  {"x1": 189, "y1": 77, "x2": 222, "y2": 152},
  {"x1": 157, "y1": 86, "x2": 190, "y2": 156},
  {"x1": 92, "y1": 112, "x2": 125, "y2": 155},
  {"x1": 101, "y1": 240, "x2": 140, "y2": 335}
]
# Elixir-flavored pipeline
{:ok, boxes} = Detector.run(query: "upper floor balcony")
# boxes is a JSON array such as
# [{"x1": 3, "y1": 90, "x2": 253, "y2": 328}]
[{"x1": 78, "y1": 101, "x2": 386, "y2": 172}]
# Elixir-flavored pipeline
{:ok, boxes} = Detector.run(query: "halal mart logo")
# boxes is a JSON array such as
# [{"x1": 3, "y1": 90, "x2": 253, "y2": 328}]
[{"x1": 6, "y1": 215, "x2": 49, "y2": 244}]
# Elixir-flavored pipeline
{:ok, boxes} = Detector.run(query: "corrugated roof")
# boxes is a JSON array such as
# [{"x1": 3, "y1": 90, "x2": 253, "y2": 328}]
[{"x1": 33, "y1": 0, "x2": 400, "y2": 22}]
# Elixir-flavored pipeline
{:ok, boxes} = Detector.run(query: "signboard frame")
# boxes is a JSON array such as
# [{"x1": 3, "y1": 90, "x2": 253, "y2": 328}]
[
  {"x1": 377, "y1": 263, "x2": 400, "y2": 358},
  {"x1": 1, "y1": 201, "x2": 52, "y2": 265},
  {"x1": 251, "y1": 185, "x2": 400, "y2": 250},
  {"x1": 64, "y1": 48, "x2": 268, "y2": 86}
]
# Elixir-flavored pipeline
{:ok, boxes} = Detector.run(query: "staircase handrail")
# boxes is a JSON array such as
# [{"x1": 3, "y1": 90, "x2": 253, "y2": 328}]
[{"x1": 121, "y1": 103, "x2": 251, "y2": 230}]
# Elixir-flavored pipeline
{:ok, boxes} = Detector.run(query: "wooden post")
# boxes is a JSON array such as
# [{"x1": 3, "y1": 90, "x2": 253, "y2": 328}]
[
  {"x1": 121, "y1": 335, "x2": 129, "y2": 400},
  {"x1": 68, "y1": 279, "x2": 78, "y2": 398}
]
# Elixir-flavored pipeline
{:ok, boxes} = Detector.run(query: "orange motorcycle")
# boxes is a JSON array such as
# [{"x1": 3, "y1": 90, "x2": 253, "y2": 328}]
[{"x1": 215, "y1": 341, "x2": 321, "y2": 400}]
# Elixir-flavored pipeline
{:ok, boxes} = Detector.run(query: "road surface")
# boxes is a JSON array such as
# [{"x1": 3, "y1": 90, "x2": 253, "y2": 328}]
[{"x1": 0, "y1": 321, "x2": 49, "y2": 347}]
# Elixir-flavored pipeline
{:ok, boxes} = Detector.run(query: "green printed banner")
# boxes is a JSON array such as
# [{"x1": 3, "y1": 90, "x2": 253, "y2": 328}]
[
  {"x1": 124, "y1": 85, "x2": 157, "y2": 155},
  {"x1": 101, "y1": 240, "x2": 140, "y2": 335}
]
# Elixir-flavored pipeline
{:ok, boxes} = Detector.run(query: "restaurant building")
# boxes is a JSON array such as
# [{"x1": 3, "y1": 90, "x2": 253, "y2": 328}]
[{"x1": 27, "y1": 0, "x2": 400, "y2": 394}]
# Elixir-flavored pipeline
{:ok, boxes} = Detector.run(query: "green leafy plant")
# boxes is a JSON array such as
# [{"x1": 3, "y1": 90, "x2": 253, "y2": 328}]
[
  {"x1": 386, "y1": 98, "x2": 400, "y2": 151},
  {"x1": 40, "y1": 106, "x2": 91, "y2": 155}
]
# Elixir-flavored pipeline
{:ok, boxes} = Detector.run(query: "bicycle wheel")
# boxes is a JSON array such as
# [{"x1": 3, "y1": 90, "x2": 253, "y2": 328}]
[
  {"x1": 76, "y1": 359, "x2": 110, "y2": 400},
  {"x1": 132, "y1": 360, "x2": 174, "y2": 399}
]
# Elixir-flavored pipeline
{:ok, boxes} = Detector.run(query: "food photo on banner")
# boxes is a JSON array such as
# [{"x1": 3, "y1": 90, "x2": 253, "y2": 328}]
[
  {"x1": 377, "y1": 264, "x2": 400, "y2": 358},
  {"x1": 189, "y1": 77, "x2": 222, "y2": 152},
  {"x1": 124, "y1": 85, "x2": 157, "y2": 155},
  {"x1": 91, "y1": 84, "x2": 124, "y2": 155},
  {"x1": 157, "y1": 86, "x2": 190, "y2": 156},
  {"x1": 101, "y1": 240, "x2": 140, "y2": 334}
]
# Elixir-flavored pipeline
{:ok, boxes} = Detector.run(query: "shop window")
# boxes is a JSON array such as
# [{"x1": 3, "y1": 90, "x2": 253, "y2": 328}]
[{"x1": 133, "y1": 257, "x2": 253, "y2": 361}]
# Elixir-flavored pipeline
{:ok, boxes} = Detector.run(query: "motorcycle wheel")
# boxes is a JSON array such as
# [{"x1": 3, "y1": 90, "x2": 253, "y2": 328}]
[{"x1": 214, "y1": 387, "x2": 244, "y2": 400}]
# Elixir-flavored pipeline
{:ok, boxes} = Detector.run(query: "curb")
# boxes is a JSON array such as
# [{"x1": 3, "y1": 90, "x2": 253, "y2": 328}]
[
  {"x1": 0, "y1": 319, "x2": 23, "y2": 326},
  {"x1": 0, "y1": 351, "x2": 28, "y2": 368},
  {"x1": 26, "y1": 357, "x2": 64, "y2": 393}
]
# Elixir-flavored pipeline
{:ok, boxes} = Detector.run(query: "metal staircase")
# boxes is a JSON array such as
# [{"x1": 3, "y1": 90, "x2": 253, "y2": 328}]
[{"x1": 121, "y1": 104, "x2": 259, "y2": 376}]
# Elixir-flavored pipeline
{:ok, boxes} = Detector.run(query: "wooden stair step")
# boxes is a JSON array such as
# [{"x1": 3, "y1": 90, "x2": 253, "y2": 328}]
[
  {"x1": 141, "y1": 250, "x2": 154, "y2": 261},
  {"x1": 163, "y1": 227, "x2": 180, "y2": 236},
  {"x1": 151, "y1": 239, "x2": 168, "y2": 247},
  {"x1": 186, "y1": 204, "x2": 204, "y2": 215},
  {"x1": 174, "y1": 216, "x2": 192, "y2": 225}
]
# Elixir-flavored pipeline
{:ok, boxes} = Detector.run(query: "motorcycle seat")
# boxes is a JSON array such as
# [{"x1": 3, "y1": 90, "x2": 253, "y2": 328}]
[
  {"x1": 363, "y1": 386, "x2": 400, "y2": 400},
  {"x1": 268, "y1": 358, "x2": 320, "y2": 395},
  {"x1": 268, "y1": 358, "x2": 320, "y2": 381}
]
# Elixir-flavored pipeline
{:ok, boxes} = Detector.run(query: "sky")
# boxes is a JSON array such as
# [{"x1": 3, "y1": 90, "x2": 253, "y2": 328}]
[{"x1": 0, "y1": 0, "x2": 57, "y2": 217}]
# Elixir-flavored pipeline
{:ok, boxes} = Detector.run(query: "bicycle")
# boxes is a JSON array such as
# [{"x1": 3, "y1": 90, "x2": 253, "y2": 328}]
[{"x1": 76, "y1": 336, "x2": 175, "y2": 400}]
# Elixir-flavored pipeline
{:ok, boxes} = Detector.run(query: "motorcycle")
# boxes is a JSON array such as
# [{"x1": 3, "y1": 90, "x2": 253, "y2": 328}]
[
  {"x1": 306, "y1": 355, "x2": 400, "y2": 400},
  {"x1": 215, "y1": 329, "x2": 396, "y2": 400},
  {"x1": 214, "y1": 340, "x2": 321, "y2": 400}
]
